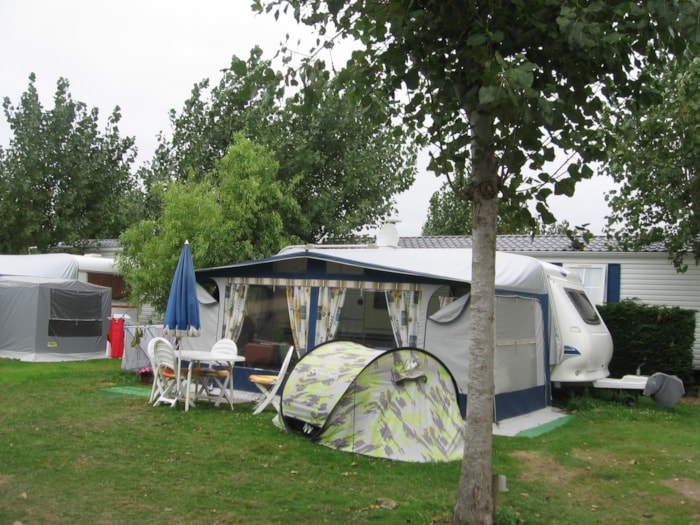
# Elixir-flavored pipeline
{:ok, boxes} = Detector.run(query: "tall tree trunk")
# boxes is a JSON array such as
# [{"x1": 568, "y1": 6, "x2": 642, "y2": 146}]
[{"x1": 454, "y1": 108, "x2": 498, "y2": 524}]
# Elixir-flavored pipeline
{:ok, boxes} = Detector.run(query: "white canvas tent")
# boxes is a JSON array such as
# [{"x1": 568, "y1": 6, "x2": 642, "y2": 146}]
[
  {"x1": 424, "y1": 292, "x2": 546, "y2": 421},
  {"x1": 120, "y1": 284, "x2": 219, "y2": 371},
  {"x1": 0, "y1": 276, "x2": 111, "y2": 362},
  {"x1": 179, "y1": 284, "x2": 219, "y2": 352}
]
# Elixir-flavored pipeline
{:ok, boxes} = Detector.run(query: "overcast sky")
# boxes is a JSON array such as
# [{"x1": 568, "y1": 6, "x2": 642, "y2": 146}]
[{"x1": 0, "y1": 0, "x2": 614, "y2": 237}]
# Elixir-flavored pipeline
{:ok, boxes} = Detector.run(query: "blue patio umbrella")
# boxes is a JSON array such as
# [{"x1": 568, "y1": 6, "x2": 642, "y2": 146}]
[{"x1": 163, "y1": 241, "x2": 201, "y2": 338}]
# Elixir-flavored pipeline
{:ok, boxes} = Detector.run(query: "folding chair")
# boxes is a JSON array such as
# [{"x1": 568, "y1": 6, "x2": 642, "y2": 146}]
[
  {"x1": 249, "y1": 345, "x2": 295, "y2": 415},
  {"x1": 149, "y1": 337, "x2": 180, "y2": 408}
]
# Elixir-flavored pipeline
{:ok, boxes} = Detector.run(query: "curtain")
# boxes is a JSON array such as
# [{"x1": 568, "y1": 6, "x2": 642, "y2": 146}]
[
  {"x1": 315, "y1": 287, "x2": 346, "y2": 346},
  {"x1": 286, "y1": 285, "x2": 311, "y2": 355},
  {"x1": 385, "y1": 289, "x2": 422, "y2": 347},
  {"x1": 438, "y1": 296, "x2": 457, "y2": 309},
  {"x1": 223, "y1": 281, "x2": 248, "y2": 342}
]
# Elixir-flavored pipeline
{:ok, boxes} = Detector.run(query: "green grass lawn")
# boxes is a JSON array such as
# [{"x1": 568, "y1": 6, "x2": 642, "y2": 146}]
[{"x1": 1, "y1": 358, "x2": 698, "y2": 524}]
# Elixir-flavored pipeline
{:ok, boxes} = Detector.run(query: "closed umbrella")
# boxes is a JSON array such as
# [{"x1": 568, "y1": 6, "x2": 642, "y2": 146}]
[
  {"x1": 163, "y1": 241, "x2": 201, "y2": 409},
  {"x1": 163, "y1": 240, "x2": 201, "y2": 338}
]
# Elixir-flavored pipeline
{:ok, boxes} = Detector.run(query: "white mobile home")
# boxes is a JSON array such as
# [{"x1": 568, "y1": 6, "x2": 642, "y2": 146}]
[
  {"x1": 400, "y1": 236, "x2": 700, "y2": 372},
  {"x1": 197, "y1": 233, "x2": 612, "y2": 421}
]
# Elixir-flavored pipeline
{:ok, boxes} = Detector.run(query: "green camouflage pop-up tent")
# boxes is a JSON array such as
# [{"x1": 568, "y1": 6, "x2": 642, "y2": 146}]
[{"x1": 280, "y1": 340, "x2": 465, "y2": 462}]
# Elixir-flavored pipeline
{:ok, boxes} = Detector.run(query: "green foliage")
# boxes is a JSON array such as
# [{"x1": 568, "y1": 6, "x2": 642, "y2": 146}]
[
  {"x1": 254, "y1": 1, "x2": 700, "y2": 521},
  {"x1": 148, "y1": 47, "x2": 283, "y2": 185},
  {"x1": 258, "y1": 1, "x2": 700, "y2": 232},
  {"x1": 598, "y1": 300, "x2": 696, "y2": 386},
  {"x1": 119, "y1": 134, "x2": 300, "y2": 312},
  {"x1": 422, "y1": 181, "x2": 541, "y2": 236},
  {"x1": 603, "y1": 55, "x2": 700, "y2": 271},
  {"x1": 0, "y1": 74, "x2": 141, "y2": 253},
  {"x1": 270, "y1": 71, "x2": 415, "y2": 242},
  {"x1": 147, "y1": 47, "x2": 416, "y2": 243},
  {"x1": 422, "y1": 181, "x2": 473, "y2": 235}
]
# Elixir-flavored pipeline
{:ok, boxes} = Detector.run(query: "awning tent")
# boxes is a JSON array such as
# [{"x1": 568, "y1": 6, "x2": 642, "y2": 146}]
[
  {"x1": 424, "y1": 293, "x2": 546, "y2": 421},
  {"x1": 280, "y1": 340, "x2": 465, "y2": 462},
  {"x1": 179, "y1": 284, "x2": 217, "y2": 351},
  {"x1": 197, "y1": 245, "x2": 554, "y2": 421},
  {"x1": 0, "y1": 276, "x2": 111, "y2": 362}
]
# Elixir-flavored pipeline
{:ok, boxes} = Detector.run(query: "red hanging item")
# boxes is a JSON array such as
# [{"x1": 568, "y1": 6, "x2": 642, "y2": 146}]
[{"x1": 109, "y1": 317, "x2": 125, "y2": 359}]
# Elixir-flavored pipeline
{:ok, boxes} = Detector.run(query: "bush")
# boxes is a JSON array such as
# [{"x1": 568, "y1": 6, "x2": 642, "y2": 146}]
[{"x1": 597, "y1": 299, "x2": 695, "y2": 387}]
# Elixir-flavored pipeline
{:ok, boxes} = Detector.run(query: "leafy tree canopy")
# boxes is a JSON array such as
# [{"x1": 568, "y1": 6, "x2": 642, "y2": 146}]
[
  {"x1": 147, "y1": 47, "x2": 416, "y2": 242},
  {"x1": 422, "y1": 182, "x2": 473, "y2": 236},
  {"x1": 0, "y1": 73, "x2": 140, "y2": 253},
  {"x1": 254, "y1": 1, "x2": 700, "y2": 523},
  {"x1": 119, "y1": 134, "x2": 300, "y2": 313},
  {"x1": 423, "y1": 181, "x2": 535, "y2": 235},
  {"x1": 603, "y1": 54, "x2": 700, "y2": 271},
  {"x1": 257, "y1": 0, "x2": 698, "y2": 230}
]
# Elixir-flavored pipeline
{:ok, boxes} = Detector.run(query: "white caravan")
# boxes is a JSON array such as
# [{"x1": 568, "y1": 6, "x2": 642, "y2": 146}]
[{"x1": 540, "y1": 262, "x2": 614, "y2": 384}]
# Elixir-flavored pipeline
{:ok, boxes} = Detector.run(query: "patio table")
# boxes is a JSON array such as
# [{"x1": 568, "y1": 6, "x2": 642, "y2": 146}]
[{"x1": 178, "y1": 350, "x2": 244, "y2": 412}]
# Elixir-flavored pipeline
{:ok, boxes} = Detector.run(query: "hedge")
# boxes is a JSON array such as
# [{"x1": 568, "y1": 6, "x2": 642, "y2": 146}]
[{"x1": 597, "y1": 299, "x2": 696, "y2": 387}]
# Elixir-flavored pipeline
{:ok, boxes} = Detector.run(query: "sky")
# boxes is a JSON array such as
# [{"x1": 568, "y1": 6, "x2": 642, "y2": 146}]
[{"x1": 0, "y1": 0, "x2": 615, "y2": 237}]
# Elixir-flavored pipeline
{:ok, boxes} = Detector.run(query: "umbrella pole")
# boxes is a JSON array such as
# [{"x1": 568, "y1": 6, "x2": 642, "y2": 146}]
[
  {"x1": 174, "y1": 337, "x2": 186, "y2": 410},
  {"x1": 175, "y1": 338, "x2": 195, "y2": 412}
]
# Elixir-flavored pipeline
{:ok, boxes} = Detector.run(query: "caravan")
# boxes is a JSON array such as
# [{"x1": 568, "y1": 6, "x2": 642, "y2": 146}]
[
  {"x1": 197, "y1": 231, "x2": 615, "y2": 421},
  {"x1": 542, "y1": 262, "x2": 613, "y2": 384}
]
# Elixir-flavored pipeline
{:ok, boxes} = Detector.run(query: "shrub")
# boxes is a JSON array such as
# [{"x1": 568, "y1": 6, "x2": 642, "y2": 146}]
[{"x1": 597, "y1": 299, "x2": 695, "y2": 387}]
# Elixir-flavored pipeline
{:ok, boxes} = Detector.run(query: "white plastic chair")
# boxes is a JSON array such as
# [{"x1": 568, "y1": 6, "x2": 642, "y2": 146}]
[
  {"x1": 211, "y1": 338, "x2": 238, "y2": 357},
  {"x1": 146, "y1": 337, "x2": 158, "y2": 405},
  {"x1": 248, "y1": 345, "x2": 295, "y2": 416},
  {"x1": 149, "y1": 337, "x2": 180, "y2": 408},
  {"x1": 206, "y1": 339, "x2": 239, "y2": 408}
]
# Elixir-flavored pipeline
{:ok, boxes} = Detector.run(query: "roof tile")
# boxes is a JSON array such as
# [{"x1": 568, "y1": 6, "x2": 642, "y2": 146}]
[{"x1": 398, "y1": 235, "x2": 668, "y2": 253}]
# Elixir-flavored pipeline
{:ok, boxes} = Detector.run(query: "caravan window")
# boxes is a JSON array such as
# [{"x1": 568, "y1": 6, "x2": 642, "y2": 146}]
[{"x1": 564, "y1": 288, "x2": 601, "y2": 325}]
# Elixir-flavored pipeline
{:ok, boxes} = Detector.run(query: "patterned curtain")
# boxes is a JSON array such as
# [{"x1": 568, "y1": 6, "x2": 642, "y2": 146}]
[
  {"x1": 385, "y1": 289, "x2": 422, "y2": 347},
  {"x1": 315, "y1": 287, "x2": 346, "y2": 346},
  {"x1": 438, "y1": 296, "x2": 457, "y2": 309},
  {"x1": 223, "y1": 281, "x2": 248, "y2": 341},
  {"x1": 286, "y1": 285, "x2": 311, "y2": 355}
]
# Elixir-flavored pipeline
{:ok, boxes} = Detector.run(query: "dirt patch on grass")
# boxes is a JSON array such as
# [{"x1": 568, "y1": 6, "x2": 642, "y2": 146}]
[
  {"x1": 0, "y1": 474, "x2": 13, "y2": 490},
  {"x1": 680, "y1": 394, "x2": 699, "y2": 405},
  {"x1": 569, "y1": 447, "x2": 641, "y2": 470},
  {"x1": 512, "y1": 450, "x2": 574, "y2": 482},
  {"x1": 662, "y1": 478, "x2": 700, "y2": 502}
]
